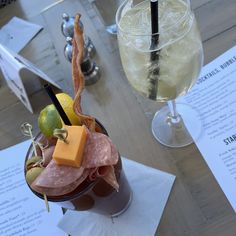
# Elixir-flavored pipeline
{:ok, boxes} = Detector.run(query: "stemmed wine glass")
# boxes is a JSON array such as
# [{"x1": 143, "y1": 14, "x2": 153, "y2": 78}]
[{"x1": 116, "y1": 0, "x2": 203, "y2": 147}]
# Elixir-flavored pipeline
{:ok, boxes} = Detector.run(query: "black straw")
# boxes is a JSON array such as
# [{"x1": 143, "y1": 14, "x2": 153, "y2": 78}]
[
  {"x1": 151, "y1": 0, "x2": 159, "y2": 49},
  {"x1": 148, "y1": 0, "x2": 159, "y2": 100},
  {"x1": 44, "y1": 84, "x2": 72, "y2": 126}
]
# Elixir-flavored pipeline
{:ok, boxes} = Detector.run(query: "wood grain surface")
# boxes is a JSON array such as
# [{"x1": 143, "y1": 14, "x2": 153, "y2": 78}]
[{"x1": 0, "y1": 0, "x2": 236, "y2": 235}]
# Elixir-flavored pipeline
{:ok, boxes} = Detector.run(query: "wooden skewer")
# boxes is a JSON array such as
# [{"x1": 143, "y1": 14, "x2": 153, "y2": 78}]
[
  {"x1": 20, "y1": 122, "x2": 38, "y2": 156},
  {"x1": 43, "y1": 193, "x2": 50, "y2": 212}
]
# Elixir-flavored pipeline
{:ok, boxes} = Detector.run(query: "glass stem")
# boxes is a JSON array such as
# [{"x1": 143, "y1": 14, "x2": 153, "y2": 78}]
[{"x1": 167, "y1": 100, "x2": 181, "y2": 124}]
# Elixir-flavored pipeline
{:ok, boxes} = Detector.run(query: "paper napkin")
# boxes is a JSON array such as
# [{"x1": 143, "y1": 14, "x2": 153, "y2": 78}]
[{"x1": 58, "y1": 158, "x2": 175, "y2": 236}]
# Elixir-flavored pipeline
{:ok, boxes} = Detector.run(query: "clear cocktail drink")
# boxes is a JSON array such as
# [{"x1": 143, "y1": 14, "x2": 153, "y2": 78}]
[
  {"x1": 116, "y1": 0, "x2": 204, "y2": 147},
  {"x1": 117, "y1": 0, "x2": 203, "y2": 101}
]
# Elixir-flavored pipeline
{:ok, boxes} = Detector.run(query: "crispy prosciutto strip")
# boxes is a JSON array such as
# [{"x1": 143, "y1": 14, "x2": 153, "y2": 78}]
[
  {"x1": 72, "y1": 14, "x2": 84, "y2": 95},
  {"x1": 72, "y1": 14, "x2": 96, "y2": 132}
]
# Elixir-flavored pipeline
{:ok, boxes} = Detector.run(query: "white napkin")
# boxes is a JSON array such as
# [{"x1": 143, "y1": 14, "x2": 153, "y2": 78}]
[
  {"x1": 0, "y1": 17, "x2": 43, "y2": 53},
  {"x1": 58, "y1": 158, "x2": 175, "y2": 236}
]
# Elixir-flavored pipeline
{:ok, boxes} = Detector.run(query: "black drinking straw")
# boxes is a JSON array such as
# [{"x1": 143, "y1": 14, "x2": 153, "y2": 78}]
[
  {"x1": 151, "y1": 0, "x2": 159, "y2": 51},
  {"x1": 148, "y1": 0, "x2": 159, "y2": 100},
  {"x1": 44, "y1": 84, "x2": 72, "y2": 126}
]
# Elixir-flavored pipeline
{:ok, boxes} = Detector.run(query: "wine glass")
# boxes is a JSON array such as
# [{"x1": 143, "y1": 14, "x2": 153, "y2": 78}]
[{"x1": 116, "y1": 0, "x2": 203, "y2": 147}]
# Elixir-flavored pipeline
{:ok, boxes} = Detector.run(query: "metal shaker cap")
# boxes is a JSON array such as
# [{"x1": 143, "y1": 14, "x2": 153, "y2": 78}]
[{"x1": 61, "y1": 13, "x2": 84, "y2": 38}]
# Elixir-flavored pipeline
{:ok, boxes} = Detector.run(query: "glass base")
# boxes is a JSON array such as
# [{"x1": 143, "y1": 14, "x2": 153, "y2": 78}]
[
  {"x1": 111, "y1": 190, "x2": 132, "y2": 217},
  {"x1": 151, "y1": 103, "x2": 201, "y2": 148}
]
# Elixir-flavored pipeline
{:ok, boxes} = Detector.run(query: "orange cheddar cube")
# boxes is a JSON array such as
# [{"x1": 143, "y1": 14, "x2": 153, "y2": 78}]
[{"x1": 53, "y1": 125, "x2": 87, "y2": 168}]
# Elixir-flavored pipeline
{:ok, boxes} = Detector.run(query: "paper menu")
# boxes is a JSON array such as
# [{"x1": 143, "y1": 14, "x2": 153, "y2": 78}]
[
  {"x1": 0, "y1": 44, "x2": 61, "y2": 113},
  {"x1": 0, "y1": 17, "x2": 43, "y2": 53},
  {"x1": 0, "y1": 140, "x2": 66, "y2": 236},
  {"x1": 178, "y1": 45, "x2": 236, "y2": 212}
]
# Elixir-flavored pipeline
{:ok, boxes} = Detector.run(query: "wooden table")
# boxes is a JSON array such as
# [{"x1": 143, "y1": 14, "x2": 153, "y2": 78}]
[{"x1": 0, "y1": 0, "x2": 236, "y2": 235}]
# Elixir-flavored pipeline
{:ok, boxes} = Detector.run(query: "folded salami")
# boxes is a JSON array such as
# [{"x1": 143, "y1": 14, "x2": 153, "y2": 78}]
[
  {"x1": 31, "y1": 160, "x2": 89, "y2": 196},
  {"x1": 82, "y1": 132, "x2": 118, "y2": 168}
]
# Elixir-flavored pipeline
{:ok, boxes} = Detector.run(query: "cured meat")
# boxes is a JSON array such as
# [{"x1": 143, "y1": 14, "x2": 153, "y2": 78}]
[
  {"x1": 85, "y1": 132, "x2": 120, "y2": 190},
  {"x1": 72, "y1": 14, "x2": 84, "y2": 95},
  {"x1": 89, "y1": 166, "x2": 110, "y2": 181},
  {"x1": 103, "y1": 139, "x2": 119, "y2": 190},
  {"x1": 35, "y1": 135, "x2": 57, "y2": 165},
  {"x1": 41, "y1": 145, "x2": 55, "y2": 167},
  {"x1": 72, "y1": 14, "x2": 96, "y2": 132},
  {"x1": 89, "y1": 166, "x2": 119, "y2": 191},
  {"x1": 102, "y1": 165, "x2": 119, "y2": 191},
  {"x1": 31, "y1": 160, "x2": 89, "y2": 196},
  {"x1": 30, "y1": 128, "x2": 120, "y2": 196},
  {"x1": 82, "y1": 132, "x2": 118, "y2": 168},
  {"x1": 107, "y1": 136, "x2": 119, "y2": 163}
]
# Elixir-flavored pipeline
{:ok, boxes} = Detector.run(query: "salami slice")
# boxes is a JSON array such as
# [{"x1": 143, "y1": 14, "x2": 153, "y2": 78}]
[
  {"x1": 82, "y1": 131, "x2": 119, "y2": 190},
  {"x1": 31, "y1": 175, "x2": 88, "y2": 197},
  {"x1": 31, "y1": 160, "x2": 89, "y2": 196},
  {"x1": 88, "y1": 166, "x2": 110, "y2": 181},
  {"x1": 107, "y1": 136, "x2": 119, "y2": 163},
  {"x1": 82, "y1": 132, "x2": 118, "y2": 168},
  {"x1": 88, "y1": 166, "x2": 119, "y2": 191},
  {"x1": 102, "y1": 165, "x2": 119, "y2": 191}
]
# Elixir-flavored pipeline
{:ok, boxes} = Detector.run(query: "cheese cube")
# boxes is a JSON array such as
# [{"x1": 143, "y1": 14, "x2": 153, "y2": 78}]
[{"x1": 53, "y1": 125, "x2": 87, "y2": 167}]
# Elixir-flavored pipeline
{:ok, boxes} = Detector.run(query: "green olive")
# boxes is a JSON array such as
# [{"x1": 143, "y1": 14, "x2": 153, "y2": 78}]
[
  {"x1": 26, "y1": 167, "x2": 44, "y2": 185},
  {"x1": 26, "y1": 156, "x2": 42, "y2": 170}
]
